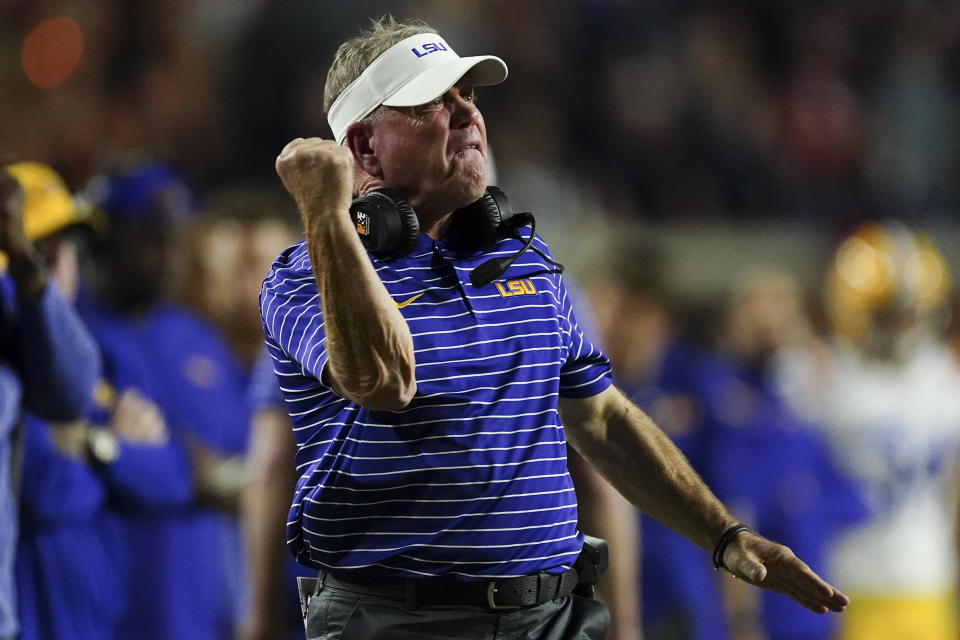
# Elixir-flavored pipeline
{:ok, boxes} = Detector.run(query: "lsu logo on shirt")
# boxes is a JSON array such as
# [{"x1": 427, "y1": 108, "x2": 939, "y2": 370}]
[{"x1": 496, "y1": 279, "x2": 537, "y2": 298}]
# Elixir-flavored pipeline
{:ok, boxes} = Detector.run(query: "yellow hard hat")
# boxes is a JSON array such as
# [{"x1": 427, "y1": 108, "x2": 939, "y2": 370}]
[
  {"x1": 3, "y1": 161, "x2": 100, "y2": 241},
  {"x1": 826, "y1": 221, "x2": 950, "y2": 345}
]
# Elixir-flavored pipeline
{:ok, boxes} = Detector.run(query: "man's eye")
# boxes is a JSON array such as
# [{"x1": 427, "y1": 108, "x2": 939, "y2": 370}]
[{"x1": 411, "y1": 98, "x2": 443, "y2": 116}]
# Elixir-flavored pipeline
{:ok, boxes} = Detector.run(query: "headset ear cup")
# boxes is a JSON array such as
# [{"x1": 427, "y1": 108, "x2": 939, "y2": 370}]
[
  {"x1": 446, "y1": 186, "x2": 511, "y2": 254},
  {"x1": 349, "y1": 188, "x2": 420, "y2": 258},
  {"x1": 388, "y1": 191, "x2": 420, "y2": 258}
]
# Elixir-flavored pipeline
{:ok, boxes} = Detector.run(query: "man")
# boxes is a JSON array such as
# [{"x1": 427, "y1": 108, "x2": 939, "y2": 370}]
[
  {"x1": 260, "y1": 17, "x2": 848, "y2": 639},
  {"x1": 776, "y1": 222, "x2": 960, "y2": 640},
  {"x1": 707, "y1": 269, "x2": 867, "y2": 640},
  {"x1": 6, "y1": 161, "x2": 193, "y2": 640},
  {"x1": 79, "y1": 159, "x2": 250, "y2": 640},
  {"x1": 0, "y1": 166, "x2": 100, "y2": 639}
]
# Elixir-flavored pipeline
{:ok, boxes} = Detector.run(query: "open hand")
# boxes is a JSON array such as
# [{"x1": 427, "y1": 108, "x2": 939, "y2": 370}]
[{"x1": 722, "y1": 531, "x2": 849, "y2": 614}]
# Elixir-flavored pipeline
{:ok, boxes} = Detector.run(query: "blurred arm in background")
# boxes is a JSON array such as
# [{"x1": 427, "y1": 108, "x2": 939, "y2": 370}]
[
  {"x1": 569, "y1": 449, "x2": 642, "y2": 640},
  {"x1": 1, "y1": 170, "x2": 100, "y2": 422},
  {"x1": 237, "y1": 404, "x2": 298, "y2": 640},
  {"x1": 236, "y1": 349, "x2": 298, "y2": 640}
]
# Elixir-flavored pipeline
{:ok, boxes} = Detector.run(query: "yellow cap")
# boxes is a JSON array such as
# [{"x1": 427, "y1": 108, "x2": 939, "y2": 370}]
[{"x1": 3, "y1": 161, "x2": 98, "y2": 241}]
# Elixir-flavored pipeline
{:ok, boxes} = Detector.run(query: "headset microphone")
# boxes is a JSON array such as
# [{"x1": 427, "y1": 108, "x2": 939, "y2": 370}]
[
  {"x1": 468, "y1": 212, "x2": 565, "y2": 288},
  {"x1": 469, "y1": 257, "x2": 515, "y2": 288},
  {"x1": 469, "y1": 212, "x2": 536, "y2": 288}
]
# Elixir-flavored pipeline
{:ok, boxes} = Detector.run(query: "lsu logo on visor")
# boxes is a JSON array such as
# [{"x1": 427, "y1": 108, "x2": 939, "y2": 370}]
[
  {"x1": 496, "y1": 279, "x2": 537, "y2": 298},
  {"x1": 412, "y1": 42, "x2": 448, "y2": 57}
]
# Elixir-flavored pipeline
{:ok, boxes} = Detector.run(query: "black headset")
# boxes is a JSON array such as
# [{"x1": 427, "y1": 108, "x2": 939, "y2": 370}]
[{"x1": 349, "y1": 186, "x2": 563, "y2": 288}]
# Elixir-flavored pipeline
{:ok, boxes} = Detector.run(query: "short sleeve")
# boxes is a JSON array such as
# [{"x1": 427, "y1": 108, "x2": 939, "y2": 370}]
[
  {"x1": 246, "y1": 346, "x2": 285, "y2": 413},
  {"x1": 259, "y1": 246, "x2": 329, "y2": 384},
  {"x1": 556, "y1": 275, "x2": 612, "y2": 398}
]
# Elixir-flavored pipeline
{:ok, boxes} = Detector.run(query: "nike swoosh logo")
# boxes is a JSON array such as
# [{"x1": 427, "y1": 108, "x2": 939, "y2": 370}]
[{"x1": 395, "y1": 292, "x2": 425, "y2": 309}]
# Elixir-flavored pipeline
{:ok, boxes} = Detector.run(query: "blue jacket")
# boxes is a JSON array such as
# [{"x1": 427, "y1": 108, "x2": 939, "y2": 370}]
[
  {"x1": 704, "y1": 357, "x2": 867, "y2": 640},
  {"x1": 15, "y1": 416, "x2": 127, "y2": 640},
  {"x1": 624, "y1": 342, "x2": 728, "y2": 640},
  {"x1": 78, "y1": 296, "x2": 250, "y2": 640}
]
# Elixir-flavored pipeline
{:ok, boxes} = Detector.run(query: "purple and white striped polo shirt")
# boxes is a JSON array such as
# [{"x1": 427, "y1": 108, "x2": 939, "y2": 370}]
[{"x1": 260, "y1": 228, "x2": 611, "y2": 580}]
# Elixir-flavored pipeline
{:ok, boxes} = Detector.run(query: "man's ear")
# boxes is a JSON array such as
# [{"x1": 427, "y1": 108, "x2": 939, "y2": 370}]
[{"x1": 345, "y1": 122, "x2": 381, "y2": 178}]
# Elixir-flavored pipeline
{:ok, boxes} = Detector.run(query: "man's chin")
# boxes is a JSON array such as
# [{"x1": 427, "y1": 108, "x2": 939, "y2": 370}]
[
  {"x1": 465, "y1": 180, "x2": 487, "y2": 204},
  {"x1": 437, "y1": 179, "x2": 487, "y2": 212}
]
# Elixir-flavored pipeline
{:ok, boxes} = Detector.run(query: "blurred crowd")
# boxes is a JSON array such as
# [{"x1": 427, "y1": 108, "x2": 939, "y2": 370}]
[
  {"x1": 2, "y1": 0, "x2": 960, "y2": 227},
  {"x1": 2, "y1": 1, "x2": 960, "y2": 640}
]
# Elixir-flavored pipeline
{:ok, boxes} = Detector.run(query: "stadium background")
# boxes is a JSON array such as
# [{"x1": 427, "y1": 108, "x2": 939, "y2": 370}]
[
  {"x1": 4, "y1": 0, "x2": 960, "y2": 293},
  {"x1": 3, "y1": 1, "x2": 960, "y2": 638}
]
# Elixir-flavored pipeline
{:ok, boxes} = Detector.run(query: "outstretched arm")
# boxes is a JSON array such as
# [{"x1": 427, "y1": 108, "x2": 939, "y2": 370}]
[
  {"x1": 559, "y1": 384, "x2": 849, "y2": 614},
  {"x1": 275, "y1": 138, "x2": 415, "y2": 410}
]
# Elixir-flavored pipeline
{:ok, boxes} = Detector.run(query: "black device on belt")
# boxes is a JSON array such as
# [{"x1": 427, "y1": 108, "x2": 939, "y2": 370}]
[{"x1": 316, "y1": 535, "x2": 609, "y2": 612}]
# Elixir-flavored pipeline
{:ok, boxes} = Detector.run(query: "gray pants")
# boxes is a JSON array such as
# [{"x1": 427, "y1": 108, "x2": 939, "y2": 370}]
[{"x1": 304, "y1": 580, "x2": 610, "y2": 640}]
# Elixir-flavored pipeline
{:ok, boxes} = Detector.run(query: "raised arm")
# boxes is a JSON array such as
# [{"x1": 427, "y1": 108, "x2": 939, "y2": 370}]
[
  {"x1": 274, "y1": 138, "x2": 415, "y2": 410},
  {"x1": 559, "y1": 384, "x2": 849, "y2": 615},
  {"x1": 1, "y1": 173, "x2": 99, "y2": 420}
]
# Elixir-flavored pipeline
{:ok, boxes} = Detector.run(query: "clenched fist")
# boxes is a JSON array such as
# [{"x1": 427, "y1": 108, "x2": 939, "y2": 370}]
[{"x1": 275, "y1": 138, "x2": 354, "y2": 220}]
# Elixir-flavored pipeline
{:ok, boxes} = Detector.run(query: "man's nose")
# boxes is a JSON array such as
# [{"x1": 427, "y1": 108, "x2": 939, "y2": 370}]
[{"x1": 450, "y1": 95, "x2": 480, "y2": 129}]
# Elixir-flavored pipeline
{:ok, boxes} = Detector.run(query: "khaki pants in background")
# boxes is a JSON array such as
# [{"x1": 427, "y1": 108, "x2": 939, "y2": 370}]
[{"x1": 839, "y1": 591, "x2": 958, "y2": 640}]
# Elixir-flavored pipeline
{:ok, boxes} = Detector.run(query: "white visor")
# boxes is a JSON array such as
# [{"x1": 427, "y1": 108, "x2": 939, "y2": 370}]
[{"x1": 327, "y1": 33, "x2": 508, "y2": 144}]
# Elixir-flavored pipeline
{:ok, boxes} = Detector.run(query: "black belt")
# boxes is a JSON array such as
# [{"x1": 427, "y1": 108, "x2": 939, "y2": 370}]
[{"x1": 319, "y1": 567, "x2": 580, "y2": 611}]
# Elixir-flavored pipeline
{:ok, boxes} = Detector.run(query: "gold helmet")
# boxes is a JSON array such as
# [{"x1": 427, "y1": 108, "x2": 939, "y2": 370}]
[
  {"x1": 3, "y1": 161, "x2": 101, "y2": 241},
  {"x1": 826, "y1": 221, "x2": 950, "y2": 352}
]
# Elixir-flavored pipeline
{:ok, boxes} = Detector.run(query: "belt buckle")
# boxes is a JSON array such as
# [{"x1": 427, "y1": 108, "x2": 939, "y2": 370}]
[{"x1": 486, "y1": 582, "x2": 522, "y2": 612}]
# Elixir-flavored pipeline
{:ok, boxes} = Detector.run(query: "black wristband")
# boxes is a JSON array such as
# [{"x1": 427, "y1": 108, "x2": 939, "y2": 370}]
[{"x1": 712, "y1": 523, "x2": 751, "y2": 572}]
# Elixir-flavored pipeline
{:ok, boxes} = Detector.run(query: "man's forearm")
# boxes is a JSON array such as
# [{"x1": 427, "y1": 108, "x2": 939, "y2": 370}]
[
  {"x1": 303, "y1": 198, "x2": 416, "y2": 410},
  {"x1": 562, "y1": 386, "x2": 736, "y2": 552},
  {"x1": 563, "y1": 388, "x2": 849, "y2": 614}
]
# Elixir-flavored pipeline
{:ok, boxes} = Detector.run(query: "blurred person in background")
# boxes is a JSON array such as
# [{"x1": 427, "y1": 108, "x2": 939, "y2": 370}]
[
  {"x1": 5, "y1": 161, "x2": 191, "y2": 640},
  {"x1": 238, "y1": 348, "x2": 306, "y2": 640},
  {"x1": 0, "y1": 165, "x2": 100, "y2": 640},
  {"x1": 707, "y1": 269, "x2": 867, "y2": 640},
  {"x1": 587, "y1": 248, "x2": 728, "y2": 640},
  {"x1": 776, "y1": 222, "x2": 960, "y2": 640},
  {"x1": 77, "y1": 158, "x2": 252, "y2": 640},
  {"x1": 563, "y1": 275, "x2": 643, "y2": 640},
  {"x1": 180, "y1": 186, "x2": 302, "y2": 369},
  {"x1": 175, "y1": 185, "x2": 310, "y2": 640}
]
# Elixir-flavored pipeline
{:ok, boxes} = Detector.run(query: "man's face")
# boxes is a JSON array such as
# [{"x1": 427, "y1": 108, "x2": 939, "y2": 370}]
[{"x1": 368, "y1": 83, "x2": 487, "y2": 217}]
